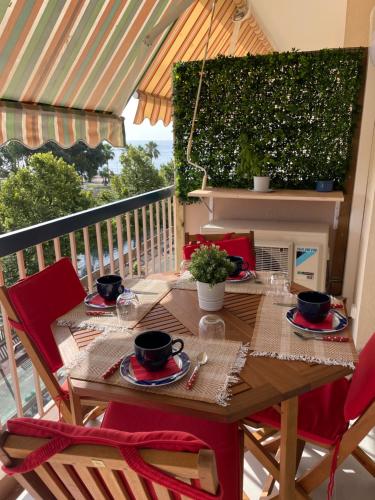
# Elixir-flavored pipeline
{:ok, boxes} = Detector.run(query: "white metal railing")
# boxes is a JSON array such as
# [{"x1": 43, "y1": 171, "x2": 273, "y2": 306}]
[{"x1": 0, "y1": 187, "x2": 176, "y2": 423}]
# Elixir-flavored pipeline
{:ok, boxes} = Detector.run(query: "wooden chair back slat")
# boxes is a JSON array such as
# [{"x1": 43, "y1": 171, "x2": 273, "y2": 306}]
[
  {"x1": 1, "y1": 433, "x2": 220, "y2": 499},
  {"x1": 51, "y1": 463, "x2": 91, "y2": 500},
  {"x1": 35, "y1": 463, "x2": 72, "y2": 499},
  {"x1": 152, "y1": 481, "x2": 174, "y2": 499},
  {"x1": 99, "y1": 468, "x2": 132, "y2": 500},
  {"x1": 121, "y1": 467, "x2": 151, "y2": 499},
  {"x1": 73, "y1": 465, "x2": 110, "y2": 500}
]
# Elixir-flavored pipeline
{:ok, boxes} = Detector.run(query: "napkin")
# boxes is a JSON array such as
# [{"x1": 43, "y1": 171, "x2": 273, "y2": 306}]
[
  {"x1": 130, "y1": 356, "x2": 180, "y2": 381},
  {"x1": 294, "y1": 311, "x2": 333, "y2": 330}
]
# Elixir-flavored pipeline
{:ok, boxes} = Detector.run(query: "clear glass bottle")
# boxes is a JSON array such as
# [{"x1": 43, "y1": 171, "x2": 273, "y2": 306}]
[
  {"x1": 116, "y1": 288, "x2": 140, "y2": 322},
  {"x1": 199, "y1": 314, "x2": 225, "y2": 340}
]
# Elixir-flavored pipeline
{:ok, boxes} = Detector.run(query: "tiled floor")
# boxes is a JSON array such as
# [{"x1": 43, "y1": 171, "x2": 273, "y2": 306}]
[{"x1": 243, "y1": 429, "x2": 375, "y2": 499}]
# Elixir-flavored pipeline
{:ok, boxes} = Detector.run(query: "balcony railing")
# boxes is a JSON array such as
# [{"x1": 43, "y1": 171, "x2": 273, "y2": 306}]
[{"x1": 0, "y1": 186, "x2": 176, "y2": 424}]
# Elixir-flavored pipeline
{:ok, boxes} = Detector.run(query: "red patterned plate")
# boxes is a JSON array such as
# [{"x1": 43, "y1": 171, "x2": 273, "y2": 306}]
[{"x1": 84, "y1": 292, "x2": 116, "y2": 309}]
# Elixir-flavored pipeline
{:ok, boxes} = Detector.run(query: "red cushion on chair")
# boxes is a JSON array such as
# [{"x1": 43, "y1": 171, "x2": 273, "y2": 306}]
[
  {"x1": 102, "y1": 402, "x2": 241, "y2": 500},
  {"x1": 250, "y1": 378, "x2": 350, "y2": 446},
  {"x1": 344, "y1": 332, "x2": 375, "y2": 421},
  {"x1": 183, "y1": 233, "x2": 256, "y2": 271},
  {"x1": 4, "y1": 418, "x2": 220, "y2": 500},
  {"x1": 7, "y1": 258, "x2": 86, "y2": 372}
]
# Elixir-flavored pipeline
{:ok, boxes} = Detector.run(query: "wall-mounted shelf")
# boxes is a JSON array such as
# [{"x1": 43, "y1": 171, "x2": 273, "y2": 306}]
[
  {"x1": 188, "y1": 187, "x2": 344, "y2": 203},
  {"x1": 187, "y1": 187, "x2": 345, "y2": 229}
]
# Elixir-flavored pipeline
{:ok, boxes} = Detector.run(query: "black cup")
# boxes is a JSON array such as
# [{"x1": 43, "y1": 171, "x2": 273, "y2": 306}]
[
  {"x1": 96, "y1": 275, "x2": 124, "y2": 301},
  {"x1": 134, "y1": 331, "x2": 184, "y2": 372},
  {"x1": 227, "y1": 255, "x2": 249, "y2": 277},
  {"x1": 297, "y1": 291, "x2": 331, "y2": 323}
]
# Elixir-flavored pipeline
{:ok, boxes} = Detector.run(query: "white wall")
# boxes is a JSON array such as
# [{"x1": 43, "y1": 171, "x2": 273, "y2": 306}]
[
  {"x1": 345, "y1": 6, "x2": 375, "y2": 347},
  {"x1": 251, "y1": 0, "x2": 347, "y2": 51}
]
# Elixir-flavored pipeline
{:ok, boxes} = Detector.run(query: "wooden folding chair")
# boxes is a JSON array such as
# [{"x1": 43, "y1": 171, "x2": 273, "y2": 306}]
[
  {"x1": 241, "y1": 333, "x2": 375, "y2": 499},
  {"x1": 0, "y1": 259, "x2": 104, "y2": 424},
  {"x1": 0, "y1": 418, "x2": 221, "y2": 499}
]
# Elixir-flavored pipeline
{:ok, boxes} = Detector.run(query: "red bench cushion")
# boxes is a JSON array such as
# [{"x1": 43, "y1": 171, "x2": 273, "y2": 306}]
[
  {"x1": 183, "y1": 233, "x2": 256, "y2": 271},
  {"x1": 250, "y1": 378, "x2": 350, "y2": 446},
  {"x1": 344, "y1": 332, "x2": 375, "y2": 421},
  {"x1": 102, "y1": 402, "x2": 241, "y2": 500}
]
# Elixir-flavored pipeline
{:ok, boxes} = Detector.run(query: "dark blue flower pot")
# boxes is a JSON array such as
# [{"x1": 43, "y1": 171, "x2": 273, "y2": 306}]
[{"x1": 316, "y1": 180, "x2": 334, "y2": 192}]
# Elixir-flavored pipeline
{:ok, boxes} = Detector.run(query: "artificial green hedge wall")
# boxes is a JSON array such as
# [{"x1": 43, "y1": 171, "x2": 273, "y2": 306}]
[{"x1": 173, "y1": 48, "x2": 366, "y2": 201}]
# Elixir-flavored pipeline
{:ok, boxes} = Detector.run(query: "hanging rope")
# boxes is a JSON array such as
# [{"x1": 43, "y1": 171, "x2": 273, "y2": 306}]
[{"x1": 186, "y1": 0, "x2": 217, "y2": 190}]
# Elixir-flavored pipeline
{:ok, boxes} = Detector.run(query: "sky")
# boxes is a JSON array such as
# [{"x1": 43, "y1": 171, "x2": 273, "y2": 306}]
[{"x1": 123, "y1": 97, "x2": 173, "y2": 141}]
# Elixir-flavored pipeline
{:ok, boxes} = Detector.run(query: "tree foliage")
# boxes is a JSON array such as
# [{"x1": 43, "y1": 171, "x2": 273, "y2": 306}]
[
  {"x1": 0, "y1": 152, "x2": 94, "y2": 283},
  {"x1": 144, "y1": 141, "x2": 160, "y2": 160},
  {"x1": 109, "y1": 145, "x2": 163, "y2": 199},
  {"x1": 159, "y1": 160, "x2": 175, "y2": 186},
  {"x1": 0, "y1": 152, "x2": 92, "y2": 231},
  {"x1": 0, "y1": 140, "x2": 114, "y2": 181}
]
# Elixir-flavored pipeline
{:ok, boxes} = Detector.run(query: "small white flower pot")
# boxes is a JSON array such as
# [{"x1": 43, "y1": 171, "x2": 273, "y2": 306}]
[
  {"x1": 196, "y1": 281, "x2": 225, "y2": 311},
  {"x1": 253, "y1": 176, "x2": 270, "y2": 192}
]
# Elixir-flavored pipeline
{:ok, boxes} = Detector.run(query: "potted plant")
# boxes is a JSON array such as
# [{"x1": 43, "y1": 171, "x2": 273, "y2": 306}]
[
  {"x1": 238, "y1": 134, "x2": 271, "y2": 192},
  {"x1": 189, "y1": 245, "x2": 235, "y2": 311}
]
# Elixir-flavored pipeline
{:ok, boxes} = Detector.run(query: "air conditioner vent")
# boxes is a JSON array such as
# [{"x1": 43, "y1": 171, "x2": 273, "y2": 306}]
[{"x1": 255, "y1": 242, "x2": 292, "y2": 277}]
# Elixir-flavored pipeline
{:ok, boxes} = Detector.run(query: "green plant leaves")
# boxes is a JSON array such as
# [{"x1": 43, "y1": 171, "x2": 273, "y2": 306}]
[{"x1": 173, "y1": 48, "x2": 365, "y2": 201}]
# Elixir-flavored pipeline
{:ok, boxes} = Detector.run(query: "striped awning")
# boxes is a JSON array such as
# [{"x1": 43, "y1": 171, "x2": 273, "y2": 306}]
[
  {"x1": 0, "y1": 0, "x2": 194, "y2": 148},
  {"x1": 134, "y1": 0, "x2": 273, "y2": 126}
]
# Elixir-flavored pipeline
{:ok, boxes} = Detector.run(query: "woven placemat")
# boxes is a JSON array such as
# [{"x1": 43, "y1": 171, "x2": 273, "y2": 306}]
[
  {"x1": 68, "y1": 331, "x2": 249, "y2": 406},
  {"x1": 250, "y1": 295, "x2": 358, "y2": 368},
  {"x1": 57, "y1": 279, "x2": 170, "y2": 332},
  {"x1": 173, "y1": 271, "x2": 275, "y2": 295}
]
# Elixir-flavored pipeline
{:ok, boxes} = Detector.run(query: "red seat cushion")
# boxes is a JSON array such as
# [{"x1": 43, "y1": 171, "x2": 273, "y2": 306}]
[
  {"x1": 102, "y1": 402, "x2": 241, "y2": 500},
  {"x1": 250, "y1": 378, "x2": 350, "y2": 446},
  {"x1": 7, "y1": 258, "x2": 86, "y2": 372},
  {"x1": 183, "y1": 233, "x2": 256, "y2": 271},
  {"x1": 3, "y1": 418, "x2": 219, "y2": 500},
  {"x1": 344, "y1": 332, "x2": 375, "y2": 421}
]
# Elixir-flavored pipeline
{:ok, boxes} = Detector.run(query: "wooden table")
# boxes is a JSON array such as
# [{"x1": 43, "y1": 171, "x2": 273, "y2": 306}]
[{"x1": 68, "y1": 280, "x2": 353, "y2": 499}]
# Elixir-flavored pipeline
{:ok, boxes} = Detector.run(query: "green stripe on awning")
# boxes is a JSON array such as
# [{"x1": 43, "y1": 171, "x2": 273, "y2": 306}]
[{"x1": 0, "y1": 100, "x2": 125, "y2": 149}]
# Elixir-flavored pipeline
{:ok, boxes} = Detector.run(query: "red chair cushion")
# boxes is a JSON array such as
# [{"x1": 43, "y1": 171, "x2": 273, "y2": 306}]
[
  {"x1": 250, "y1": 378, "x2": 350, "y2": 446},
  {"x1": 102, "y1": 402, "x2": 241, "y2": 500},
  {"x1": 3, "y1": 418, "x2": 220, "y2": 500},
  {"x1": 344, "y1": 332, "x2": 375, "y2": 421},
  {"x1": 7, "y1": 258, "x2": 86, "y2": 372},
  {"x1": 183, "y1": 233, "x2": 256, "y2": 271}
]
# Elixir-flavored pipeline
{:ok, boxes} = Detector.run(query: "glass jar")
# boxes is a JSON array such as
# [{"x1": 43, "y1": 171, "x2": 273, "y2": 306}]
[
  {"x1": 199, "y1": 315, "x2": 225, "y2": 340},
  {"x1": 116, "y1": 288, "x2": 140, "y2": 322}
]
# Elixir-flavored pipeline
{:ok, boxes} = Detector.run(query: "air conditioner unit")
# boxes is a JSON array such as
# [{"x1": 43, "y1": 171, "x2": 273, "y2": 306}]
[
  {"x1": 201, "y1": 219, "x2": 329, "y2": 291},
  {"x1": 254, "y1": 240, "x2": 293, "y2": 278}
]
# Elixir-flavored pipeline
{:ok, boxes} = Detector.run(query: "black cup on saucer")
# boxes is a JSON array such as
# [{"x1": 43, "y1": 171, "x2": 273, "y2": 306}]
[
  {"x1": 227, "y1": 256, "x2": 249, "y2": 277},
  {"x1": 96, "y1": 275, "x2": 124, "y2": 301},
  {"x1": 297, "y1": 291, "x2": 331, "y2": 323},
  {"x1": 134, "y1": 331, "x2": 184, "y2": 372}
]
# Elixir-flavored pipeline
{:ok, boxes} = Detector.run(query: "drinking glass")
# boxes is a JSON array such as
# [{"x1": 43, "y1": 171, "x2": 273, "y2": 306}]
[
  {"x1": 270, "y1": 272, "x2": 290, "y2": 296},
  {"x1": 179, "y1": 259, "x2": 191, "y2": 276},
  {"x1": 199, "y1": 315, "x2": 225, "y2": 340},
  {"x1": 268, "y1": 272, "x2": 294, "y2": 305},
  {"x1": 116, "y1": 288, "x2": 140, "y2": 322}
]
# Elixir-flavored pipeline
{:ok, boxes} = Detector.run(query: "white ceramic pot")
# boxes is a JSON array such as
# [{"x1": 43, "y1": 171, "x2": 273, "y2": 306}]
[
  {"x1": 196, "y1": 281, "x2": 225, "y2": 311},
  {"x1": 253, "y1": 176, "x2": 270, "y2": 192}
]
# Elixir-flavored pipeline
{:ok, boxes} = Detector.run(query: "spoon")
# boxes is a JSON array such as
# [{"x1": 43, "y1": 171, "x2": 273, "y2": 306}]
[
  {"x1": 294, "y1": 331, "x2": 349, "y2": 342},
  {"x1": 186, "y1": 351, "x2": 208, "y2": 390}
]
